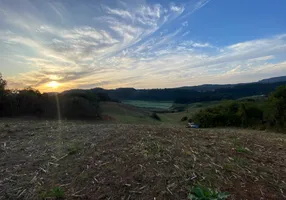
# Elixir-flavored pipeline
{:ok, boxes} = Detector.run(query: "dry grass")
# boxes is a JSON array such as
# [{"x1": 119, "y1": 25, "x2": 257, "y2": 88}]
[{"x1": 0, "y1": 120, "x2": 286, "y2": 199}]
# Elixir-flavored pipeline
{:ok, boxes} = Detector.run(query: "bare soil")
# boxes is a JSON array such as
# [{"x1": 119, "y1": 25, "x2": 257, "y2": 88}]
[{"x1": 0, "y1": 120, "x2": 286, "y2": 199}]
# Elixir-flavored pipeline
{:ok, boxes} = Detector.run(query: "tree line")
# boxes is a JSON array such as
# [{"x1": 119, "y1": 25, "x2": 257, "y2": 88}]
[
  {"x1": 0, "y1": 74, "x2": 103, "y2": 119},
  {"x1": 192, "y1": 85, "x2": 286, "y2": 131},
  {"x1": 91, "y1": 81, "x2": 286, "y2": 103}
]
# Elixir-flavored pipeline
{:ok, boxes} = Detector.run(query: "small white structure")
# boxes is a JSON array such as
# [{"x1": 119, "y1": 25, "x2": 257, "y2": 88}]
[{"x1": 187, "y1": 122, "x2": 199, "y2": 128}]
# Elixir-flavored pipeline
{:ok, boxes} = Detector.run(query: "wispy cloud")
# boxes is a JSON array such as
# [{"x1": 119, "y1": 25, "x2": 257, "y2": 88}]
[{"x1": 0, "y1": 0, "x2": 286, "y2": 91}]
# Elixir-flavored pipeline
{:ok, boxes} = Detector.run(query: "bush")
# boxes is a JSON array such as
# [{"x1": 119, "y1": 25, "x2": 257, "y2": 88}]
[
  {"x1": 193, "y1": 101, "x2": 263, "y2": 128},
  {"x1": 150, "y1": 112, "x2": 161, "y2": 121},
  {"x1": 193, "y1": 85, "x2": 286, "y2": 131},
  {"x1": 188, "y1": 185, "x2": 229, "y2": 200},
  {"x1": 266, "y1": 85, "x2": 286, "y2": 129},
  {"x1": 181, "y1": 116, "x2": 188, "y2": 121},
  {"x1": 62, "y1": 96, "x2": 100, "y2": 119}
]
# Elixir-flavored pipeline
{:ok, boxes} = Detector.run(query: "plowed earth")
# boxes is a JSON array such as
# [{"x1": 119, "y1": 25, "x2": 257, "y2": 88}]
[{"x1": 0, "y1": 120, "x2": 285, "y2": 199}]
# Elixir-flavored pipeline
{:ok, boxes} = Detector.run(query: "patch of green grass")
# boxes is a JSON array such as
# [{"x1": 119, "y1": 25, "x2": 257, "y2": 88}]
[
  {"x1": 67, "y1": 143, "x2": 80, "y2": 155},
  {"x1": 235, "y1": 146, "x2": 250, "y2": 153},
  {"x1": 41, "y1": 186, "x2": 64, "y2": 199},
  {"x1": 122, "y1": 100, "x2": 173, "y2": 109},
  {"x1": 188, "y1": 185, "x2": 230, "y2": 200}
]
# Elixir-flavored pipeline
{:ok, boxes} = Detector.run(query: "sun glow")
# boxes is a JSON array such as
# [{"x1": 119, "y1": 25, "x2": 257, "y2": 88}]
[{"x1": 47, "y1": 81, "x2": 61, "y2": 89}]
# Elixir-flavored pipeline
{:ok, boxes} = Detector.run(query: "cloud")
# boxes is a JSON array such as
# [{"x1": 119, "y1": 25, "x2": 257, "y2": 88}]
[
  {"x1": 170, "y1": 3, "x2": 184, "y2": 13},
  {"x1": 1, "y1": 0, "x2": 286, "y2": 92}
]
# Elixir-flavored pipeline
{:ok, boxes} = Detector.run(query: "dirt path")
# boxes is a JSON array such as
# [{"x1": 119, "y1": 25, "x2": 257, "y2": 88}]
[{"x1": 0, "y1": 120, "x2": 285, "y2": 199}]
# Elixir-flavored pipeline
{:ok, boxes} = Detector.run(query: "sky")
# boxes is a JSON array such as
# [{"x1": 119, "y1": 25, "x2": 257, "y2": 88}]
[{"x1": 0, "y1": 0, "x2": 286, "y2": 92}]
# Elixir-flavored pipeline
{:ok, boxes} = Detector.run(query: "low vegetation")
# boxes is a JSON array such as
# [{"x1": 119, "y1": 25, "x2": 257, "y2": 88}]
[
  {"x1": 123, "y1": 100, "x2": 172, "y2": 110},
  {"x1": 150, "y1": 112, "x2": 161, "y2": 121},
  {"x1": 193, "y1": 85, "x2": 286, "y2": 132},
  {"x1": 188, "y1": 186, "x2": 229, "y2": 200},
  {"x1": 41, "y1": 187, "x2": 65, "y2": 199}
]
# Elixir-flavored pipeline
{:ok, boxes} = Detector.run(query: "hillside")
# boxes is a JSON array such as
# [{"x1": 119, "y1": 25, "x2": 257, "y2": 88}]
[
  {"x1": 259, "y1": 76, "x2": 286, "y2": 83},
  {"x1": 1, "y1": 120, "x2": 285, "y2": 199},
  {"x1": 78, "y1": 79, "x2": 286, "y2": 104},
  {"x1": 100, "y1": 102, "x2": 155, "y2": 123}
]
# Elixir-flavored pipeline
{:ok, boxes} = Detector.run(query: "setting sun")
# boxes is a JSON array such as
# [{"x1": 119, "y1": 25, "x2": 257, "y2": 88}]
[{"x1": 47, "y1": 81, "x2": 60, "y2": 89}]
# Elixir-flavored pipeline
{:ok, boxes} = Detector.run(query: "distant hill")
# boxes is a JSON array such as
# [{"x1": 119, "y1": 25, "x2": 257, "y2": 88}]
[
  {"x1": 179, "y1": 84, "x2": 234, "y2": 92},
  {"x1": 61, "y1": 76, "x2": 286, "y2": 104},
  {"x1": 258, "y1": 76, "x2": 286, "y2": 83}
]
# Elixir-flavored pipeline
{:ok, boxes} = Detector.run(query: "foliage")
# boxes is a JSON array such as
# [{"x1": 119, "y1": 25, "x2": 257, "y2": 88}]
[
  {"x1": 181, "y1": 116, "x2": 188, "y2": 121},
  {"x1": 67, "y1": 144, "x2": 80, "y2": 155},
  {"x1": 193, "y1": 101, "x2": 263, "y2": 128},
  {"x1": 0, "y1": 73, "x2": 7, "y2": 91},
  {"x1": 0, "y1": 74, "x2": 102, "y2": 119},
  {"x1": 235, "y1": 146, "x2": 250, "y2": 153},
  {"x1": 266, "y1": 85, "x2": 286, "y2": 128},
  {"x1": 100, "y1": 81, "x2": 286, "y2": 103},
  {"x1": 62, "y1": 96, "x2": 100, "y2": 119},
  {"x1": 150, "y1": 112, "x2": 161, "y2": 121},
  {"x1": 193, "y1": 85, "x2": 286, "y2": 131},
  {"x1": 188, "y1": 186, "x2": 230, "y2": 200},
  {"x1": 41, "y1": 186, "x2": 65, "y2": 199}
]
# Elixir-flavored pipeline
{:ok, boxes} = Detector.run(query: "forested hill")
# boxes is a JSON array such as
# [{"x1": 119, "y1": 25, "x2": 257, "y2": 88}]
[
  {"x1": 258, "y1": 76, "x2": 286, "y2": 83},
  {"x1": 73, "y1": 80, "x2": 286, "y2": 104}
]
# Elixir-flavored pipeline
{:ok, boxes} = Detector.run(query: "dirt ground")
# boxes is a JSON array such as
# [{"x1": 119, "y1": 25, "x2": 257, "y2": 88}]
[{"x1": 0, "y1": 120, "x2": 286, "y2": 200}]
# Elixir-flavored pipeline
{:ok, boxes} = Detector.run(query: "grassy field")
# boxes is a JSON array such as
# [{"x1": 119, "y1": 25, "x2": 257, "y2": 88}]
[
  {"x1": 101, "y1": 102, "x2": 188, "y2": 125},
  {"x1": 100, "y1": 101, "x2": 220, "y2": 125},
  {"x1": 122, "y1": 100, "x2": 173, "y2": 110},
  {"x1": 158, "y1": 101, "x2": 221, "y2": 124},
  {"x1": 100, "y1": 102, "x2": 158, "y2": 124},
  {"x1": 0, "y1": 120, "x2": 285, "y2": 199}
]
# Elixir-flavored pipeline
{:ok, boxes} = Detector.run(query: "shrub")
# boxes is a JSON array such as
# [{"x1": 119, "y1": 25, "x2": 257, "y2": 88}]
[
  {"x1": 266, "y1": 85, "x2": 286, "y2": 129},
  {"x1": 62, "y1": 96, "x2": 100, "y2": 119},
  {"x1": 181, "y1": 116, "x2": 188, "y2": 121},
  {"x1": 188, "y1": 185, "x2": 229, "y2": 200},
  {"x1": 150, "y1": 112, "x2": 161, "y2": 121},
  {"x1": 41, "y1": 187, "x2": 65, "y2": 199},
  {"x1": 193, "y1": 101, "x2": 264, "y2": 128}
]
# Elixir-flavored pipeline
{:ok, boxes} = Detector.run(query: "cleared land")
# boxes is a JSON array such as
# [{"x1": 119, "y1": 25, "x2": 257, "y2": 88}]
[{"x1": 1, "y1": 120, "x2": 286, "y2": 199}]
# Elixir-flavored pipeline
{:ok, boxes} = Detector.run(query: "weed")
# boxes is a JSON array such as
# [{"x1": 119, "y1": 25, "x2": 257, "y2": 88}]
[
  {"x1": 181, "y1": 116, "x2": 188, "y2": 121},
  {"x1": 235, "y1": 146, "x2": 250, "y2": 153},
  {"x1": 188, "y1": 185, "x2": 229, "y2": 200},
  {"x1": 150, "y1": 112, "x2": 161, "y2": 121},
  {"x1": 67, "y1": 143, "x2": 80, "y2": 155},
  {"x1": 41, "y1": 186, "x2": 64, "y2": 199}
]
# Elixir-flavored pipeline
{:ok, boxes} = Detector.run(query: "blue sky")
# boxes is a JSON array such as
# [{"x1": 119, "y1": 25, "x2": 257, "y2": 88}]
[{"x1": 0, "y1": 0, "x2": 286, "y2": 91}]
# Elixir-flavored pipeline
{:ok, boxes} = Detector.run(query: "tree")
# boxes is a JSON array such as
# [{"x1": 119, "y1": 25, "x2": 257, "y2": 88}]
[
  {"x1": 0, "y1": 73, "x2": 7, "y2": 91},
  {"x1": 0, "y1": 73, "x2": 7, "y2": 116},
  {"x1": 268, "y1": 85, "x2": 286, "y2": 128}
]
